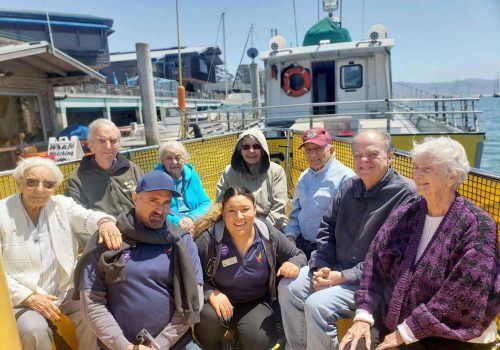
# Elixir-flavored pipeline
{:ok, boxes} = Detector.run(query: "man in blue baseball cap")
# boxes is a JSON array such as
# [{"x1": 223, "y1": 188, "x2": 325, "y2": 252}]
[{"x1": 76, "y1": 170, "x2": 203, "y2": 350}]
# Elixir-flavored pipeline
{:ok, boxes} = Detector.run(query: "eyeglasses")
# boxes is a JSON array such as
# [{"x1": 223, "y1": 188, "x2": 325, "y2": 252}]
[
  {"x1": 241, "y1": 143, "x2": 262, "y2": 151},
  {"x1": 24, "y1": 178, "x2": 57, "y2": 189}
]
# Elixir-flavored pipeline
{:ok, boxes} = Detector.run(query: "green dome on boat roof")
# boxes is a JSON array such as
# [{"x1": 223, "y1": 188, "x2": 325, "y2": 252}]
[{"x1": 303, "y1": 17, "x2": 351, "y2": 46}]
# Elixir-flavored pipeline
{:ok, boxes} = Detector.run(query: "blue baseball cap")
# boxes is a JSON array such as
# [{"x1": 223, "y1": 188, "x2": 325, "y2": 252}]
[{"x1": 135, "y1": 170, "x2": 181, "y2": 197}]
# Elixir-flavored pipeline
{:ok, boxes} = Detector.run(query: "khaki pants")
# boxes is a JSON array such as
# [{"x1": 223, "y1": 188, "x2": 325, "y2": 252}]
[{"x1": 14, "y1": 292, "x2": 97, "y2": 350}]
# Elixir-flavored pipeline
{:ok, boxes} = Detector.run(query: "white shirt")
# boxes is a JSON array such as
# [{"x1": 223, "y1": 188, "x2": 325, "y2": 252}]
[{"x1": 24, "y1": 206, "x2": 63, "y2": 302}]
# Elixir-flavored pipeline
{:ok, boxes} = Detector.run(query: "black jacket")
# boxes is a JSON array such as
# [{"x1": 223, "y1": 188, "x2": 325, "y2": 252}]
[
  {"x1": 310, "y1": 168, "x2": 418, "y2": 283},
  {"x1": 194, "y1": 218, "x2": 306, "y2": 303}
]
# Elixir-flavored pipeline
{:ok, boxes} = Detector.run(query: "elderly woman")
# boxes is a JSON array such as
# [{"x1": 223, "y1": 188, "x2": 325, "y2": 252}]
[
  {"x1": 339, "y1": 137, "x2": 498, "y2": 350},
  {"x1": 193, "y1": 186, "x2": 306, "y2": 350},
  {"x1": 155, "y1": 140, "x2": 211, "y2": 232},
  {"x1": 216, "y1": 129, "x2": 288, "y2": 231},
  {"x1": 0, "y1": 157, "x2": 121, "y2": 350}
]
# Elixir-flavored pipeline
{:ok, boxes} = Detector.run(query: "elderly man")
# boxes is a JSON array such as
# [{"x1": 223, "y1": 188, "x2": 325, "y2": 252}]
[
  {"x1": 76, "y1": 170, "x2": 203, "y2": 350},
  {"x1": 278, "y1": 130, "x2": 418, "y2": 350},
  {"x1": 285, "y1": 128, "x2": 354, "y2": 258},
  {"x1": 66, "y1": 118, "x2": 142, "y2": 218}
]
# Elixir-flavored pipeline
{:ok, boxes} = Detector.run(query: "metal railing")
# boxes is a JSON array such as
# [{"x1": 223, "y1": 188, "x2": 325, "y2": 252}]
[
  {"x1": 54, "y1": 84, "x2": 217, "y2": 100},
  {"x1": 184, "y1": 97, "x2": 481, "y2": 134}
]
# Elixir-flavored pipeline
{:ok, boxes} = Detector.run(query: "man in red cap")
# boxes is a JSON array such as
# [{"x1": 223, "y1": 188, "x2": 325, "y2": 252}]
[{"x1": 284, "y1": 127, "x2": 354, "y2": 259}]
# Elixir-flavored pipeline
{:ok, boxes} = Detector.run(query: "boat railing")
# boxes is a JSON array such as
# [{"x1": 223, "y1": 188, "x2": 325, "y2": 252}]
[
  {"x1": 54, "y1": 84, "x2": 215, "y2": 100},
  {"x1": 184, "y1": 97, "x2": 481, "y2": 134}
]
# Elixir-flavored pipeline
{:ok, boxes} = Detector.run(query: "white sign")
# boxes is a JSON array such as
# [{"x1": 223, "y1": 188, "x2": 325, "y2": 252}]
[{"x1": 47, "y1": 136, "x2": 84, "y2": 162}]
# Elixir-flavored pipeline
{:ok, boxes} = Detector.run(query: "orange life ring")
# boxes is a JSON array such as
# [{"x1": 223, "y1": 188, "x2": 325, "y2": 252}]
[{"x1": 283, "y1": 66, "x2": 311, "y2": 97}]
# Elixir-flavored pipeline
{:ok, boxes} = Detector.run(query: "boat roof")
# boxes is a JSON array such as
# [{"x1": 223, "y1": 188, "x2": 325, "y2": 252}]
[
  {"x1": 110, "y1": 46, "x2": 223, "y2": 63},
  {"x1": 260, "y1": 38, "x2": 394, "y2": 62},
  {"x1": 0, "y1": 41, "x2": 105, "y2": 84}
]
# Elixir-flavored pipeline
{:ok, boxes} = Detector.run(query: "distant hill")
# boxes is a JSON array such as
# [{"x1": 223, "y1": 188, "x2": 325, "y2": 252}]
[{"x1": 393, "y1": 79, "x2": 497, "y2": 98}]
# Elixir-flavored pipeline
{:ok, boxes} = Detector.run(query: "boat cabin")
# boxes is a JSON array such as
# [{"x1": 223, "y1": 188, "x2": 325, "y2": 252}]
[{"x1": 261, "y1": 19, "x2": 392, "y2": 134}]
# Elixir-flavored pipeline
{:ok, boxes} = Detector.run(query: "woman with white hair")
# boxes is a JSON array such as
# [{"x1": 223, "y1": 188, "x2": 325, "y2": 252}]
[
  {"x1": 340, "y1": 137, "x2": 498, "y2": 350},
  {"x1": 0, "y1": 157, "x2": 122, "y2": 350},
  {"x1": 155, "y1": 140, "x2": 210, "y2": 232}
]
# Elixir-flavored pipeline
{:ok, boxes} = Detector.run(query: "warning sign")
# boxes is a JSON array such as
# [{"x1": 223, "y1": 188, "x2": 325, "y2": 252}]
[{"x1": 47, "y1": 136, "x2": 84, "y2": 162}]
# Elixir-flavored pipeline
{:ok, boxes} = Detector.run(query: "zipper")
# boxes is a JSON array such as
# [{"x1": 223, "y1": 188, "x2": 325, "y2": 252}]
[{"x1": 351, "y1": 197, "x2": 367, "y2": 246}]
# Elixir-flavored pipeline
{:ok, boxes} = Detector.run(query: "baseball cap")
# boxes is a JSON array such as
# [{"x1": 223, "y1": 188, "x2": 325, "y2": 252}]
[
  {"x1": 299, "y1": 127, "x2": 332, "y2": 149},
  {"x1": 135, "y1": 170, "x2": 181, "y2": 197}
]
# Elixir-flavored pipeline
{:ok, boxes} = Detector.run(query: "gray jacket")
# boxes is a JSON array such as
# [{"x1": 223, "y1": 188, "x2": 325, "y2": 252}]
[
  {"x1": 310, "y1": 168, "x2": 418, "y2": 283},
  {"x1": 65, "y1": 153, "x2": 142, "y2": 218},
  {"x1": 216, "y1": 129, "x2": 288, "y2": 230}
]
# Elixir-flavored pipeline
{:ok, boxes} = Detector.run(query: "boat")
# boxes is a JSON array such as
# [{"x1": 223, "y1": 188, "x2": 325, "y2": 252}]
[
  {"x1": 493, "y1": 72, "x2": 500, "y2": 97},
  {"x1": 180, "y1": 4, "x2": 486, "y2": 168}
]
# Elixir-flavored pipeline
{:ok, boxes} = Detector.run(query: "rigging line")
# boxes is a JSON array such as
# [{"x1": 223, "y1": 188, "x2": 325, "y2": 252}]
[
  {"x1": 207, "y1": 13, "x2": 223, "y2": 87},
  {"x1": 292, "y1": 0, "x2": 299, "y2": 47},
  {"x1": 232, "y1": 25, "x2": 252, "y2": 89}
]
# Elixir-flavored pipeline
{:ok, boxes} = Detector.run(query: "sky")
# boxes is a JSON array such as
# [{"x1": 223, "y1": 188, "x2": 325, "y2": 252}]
[{"x1": 3, "y1": 0, "x2": 500, "y2": 83}]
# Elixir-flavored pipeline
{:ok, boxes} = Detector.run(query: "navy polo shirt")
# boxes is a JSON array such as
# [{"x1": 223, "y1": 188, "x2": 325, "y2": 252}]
[
  {"x1": 214, "y1": 228, "x2": 270, "y2": 303},
  {"x1": 80, "y1": 234, "x2": 203, "y2": 345}
]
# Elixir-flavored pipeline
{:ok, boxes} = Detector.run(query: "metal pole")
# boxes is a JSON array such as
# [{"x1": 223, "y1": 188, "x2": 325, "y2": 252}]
[
  {"x1": 44, "y1": 0, "x2": 55, "y2": 52},
  {"x1": 222, "y1": 12, "x2": 228, "y2": 99},
  {"x1": 176, "y1": 0, "x2": 186, "y2": 139},
  {"x1": 292, "y1": 0, "x2": 299, "y2": 46},
  {"x1": 136, "y1": 42, "x2": 160, "y2": 146}
]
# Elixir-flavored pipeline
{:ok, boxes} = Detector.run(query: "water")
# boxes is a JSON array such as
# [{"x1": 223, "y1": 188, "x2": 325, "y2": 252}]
[{"x1": 477, "y1": 96, "x2": 500, "y2": 175}]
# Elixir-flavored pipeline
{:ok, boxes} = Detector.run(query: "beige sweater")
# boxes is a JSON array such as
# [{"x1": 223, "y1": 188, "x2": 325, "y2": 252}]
[{"x1": 0, "y1": 194, "x2": 110, "y2": 306}]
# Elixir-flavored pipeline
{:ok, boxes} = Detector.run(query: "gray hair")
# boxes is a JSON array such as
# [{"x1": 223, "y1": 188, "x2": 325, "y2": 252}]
[
  {"x1": 159, "y1": 140, "x2": 190, "y2": 162},
  {"x1": 411, "y1": 137, "x2": 470, "y2": 189},
  {"x1": 352, "y1": 130, "x2": 393, "y2": 153},
  {"x1": 13, "y1": 157, "x2": 64, "y2": 186},
  {"x1": 88, "y1": 118, "x2": 121, "y2": 143}
]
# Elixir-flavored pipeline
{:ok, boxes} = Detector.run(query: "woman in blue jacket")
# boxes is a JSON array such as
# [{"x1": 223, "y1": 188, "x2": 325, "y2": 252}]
[{"x1": 156, "y1": 141, "x2": 211, "y2": 233}]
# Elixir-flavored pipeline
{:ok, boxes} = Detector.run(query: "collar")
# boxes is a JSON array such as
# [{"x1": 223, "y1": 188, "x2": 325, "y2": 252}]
[{"x1": 353, "y1": 168, "x2": 395, "y2": 199}]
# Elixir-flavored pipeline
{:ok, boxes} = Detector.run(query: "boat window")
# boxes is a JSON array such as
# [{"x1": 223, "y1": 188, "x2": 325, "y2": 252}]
[
  {"x1": 0, "y1": 95, "x2": 44, "y2": 171},
  {"x1": 340, "y1": 64, "x2": 363, "y2": 90}
]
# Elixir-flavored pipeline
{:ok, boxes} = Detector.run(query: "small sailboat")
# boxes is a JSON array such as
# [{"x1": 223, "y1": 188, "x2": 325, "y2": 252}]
[{"x1": 493, "y1": 72, "x2": 500, "y2": 97}]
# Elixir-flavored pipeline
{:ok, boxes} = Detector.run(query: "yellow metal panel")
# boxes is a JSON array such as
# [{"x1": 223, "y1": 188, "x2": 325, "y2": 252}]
[
  {"x1": 391, "y1": 133, "x2": 485, "y2": 168},
  {"x1": 0, "y1": 255, "x2": 22, "y2": 350}
]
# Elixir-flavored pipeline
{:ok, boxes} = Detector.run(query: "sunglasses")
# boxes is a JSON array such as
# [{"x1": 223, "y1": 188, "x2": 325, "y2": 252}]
[
  {"x1": 241, "y1": 143, "x2": 262, "y2": 151},
  {"x1": 25, "y1": 178, "x2": 57, "y2": 189}
]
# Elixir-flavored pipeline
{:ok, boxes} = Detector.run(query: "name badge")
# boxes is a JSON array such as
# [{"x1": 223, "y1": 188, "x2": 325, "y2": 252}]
[{"x1": 222, "y1": 256, "x2": 238, "y2": 268}]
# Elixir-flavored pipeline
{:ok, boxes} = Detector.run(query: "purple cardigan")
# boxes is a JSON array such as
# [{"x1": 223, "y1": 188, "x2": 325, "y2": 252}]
[{"x1": 355, "y1": 195, "x2": 499, "y2": 341}]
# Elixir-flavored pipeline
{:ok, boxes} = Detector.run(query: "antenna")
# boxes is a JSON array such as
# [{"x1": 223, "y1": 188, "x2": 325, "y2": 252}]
[
  {"x1": 44, "y1": 0, "x2": 55, "y2": 52},
  {"x1": 292, "y1": 0, "x2": 299, "y2": 47}
]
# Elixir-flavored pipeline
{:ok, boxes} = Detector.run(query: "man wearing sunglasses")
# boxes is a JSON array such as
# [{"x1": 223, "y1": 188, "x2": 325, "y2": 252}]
[
  {"x1": 66, "y1": 118, "x2": 143, "y2": 222},
  {"x1": 284, "y1": 128, "x2": 355, "y2": 259}
]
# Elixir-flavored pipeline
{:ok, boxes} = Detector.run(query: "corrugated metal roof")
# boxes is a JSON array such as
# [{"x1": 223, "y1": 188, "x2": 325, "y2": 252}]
[{"x1": 0, "y1": 41, "x2": 105, "y2": 84}]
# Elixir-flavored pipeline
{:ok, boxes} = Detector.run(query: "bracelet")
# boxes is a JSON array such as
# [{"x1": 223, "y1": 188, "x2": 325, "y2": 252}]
[
  {"x1": 26, "y1": 294, "x2": 35, "y2": 306},
  {"x1": 97, "y1": 217, "x2": 115, "y2": 227}
]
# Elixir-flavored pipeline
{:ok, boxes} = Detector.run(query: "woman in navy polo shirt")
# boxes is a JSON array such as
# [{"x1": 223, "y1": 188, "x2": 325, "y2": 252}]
[{"x1": 193, "y1": 186, "x2": 306, "y2": 350}]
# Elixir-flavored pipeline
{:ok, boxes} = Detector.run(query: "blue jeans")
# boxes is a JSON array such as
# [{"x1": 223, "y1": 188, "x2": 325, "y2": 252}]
[{"x1": 278, "y1": 266, "x2": 358, "y2": 350}]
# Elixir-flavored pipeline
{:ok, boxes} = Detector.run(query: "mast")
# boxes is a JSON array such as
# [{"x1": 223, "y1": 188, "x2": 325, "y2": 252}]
[{"x1": 222, "y1": 12, "x2": 228, "y2": 99}]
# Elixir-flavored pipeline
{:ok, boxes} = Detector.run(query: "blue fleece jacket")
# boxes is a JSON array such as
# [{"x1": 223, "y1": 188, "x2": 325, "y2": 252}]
[{"x1": 155, "y1": 163, "x2": 211, "y2": 226}]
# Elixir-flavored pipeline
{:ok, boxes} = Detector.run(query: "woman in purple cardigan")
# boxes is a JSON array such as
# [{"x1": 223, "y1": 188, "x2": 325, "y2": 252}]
[{"x1": 339, "y1": 137, "x2": 498, "y2": 350}]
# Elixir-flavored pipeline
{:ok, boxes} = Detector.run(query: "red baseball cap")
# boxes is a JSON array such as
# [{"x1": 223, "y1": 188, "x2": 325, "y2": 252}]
[{"x1": 299, "y1": 127, "x2": 332, "y2": 149}]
